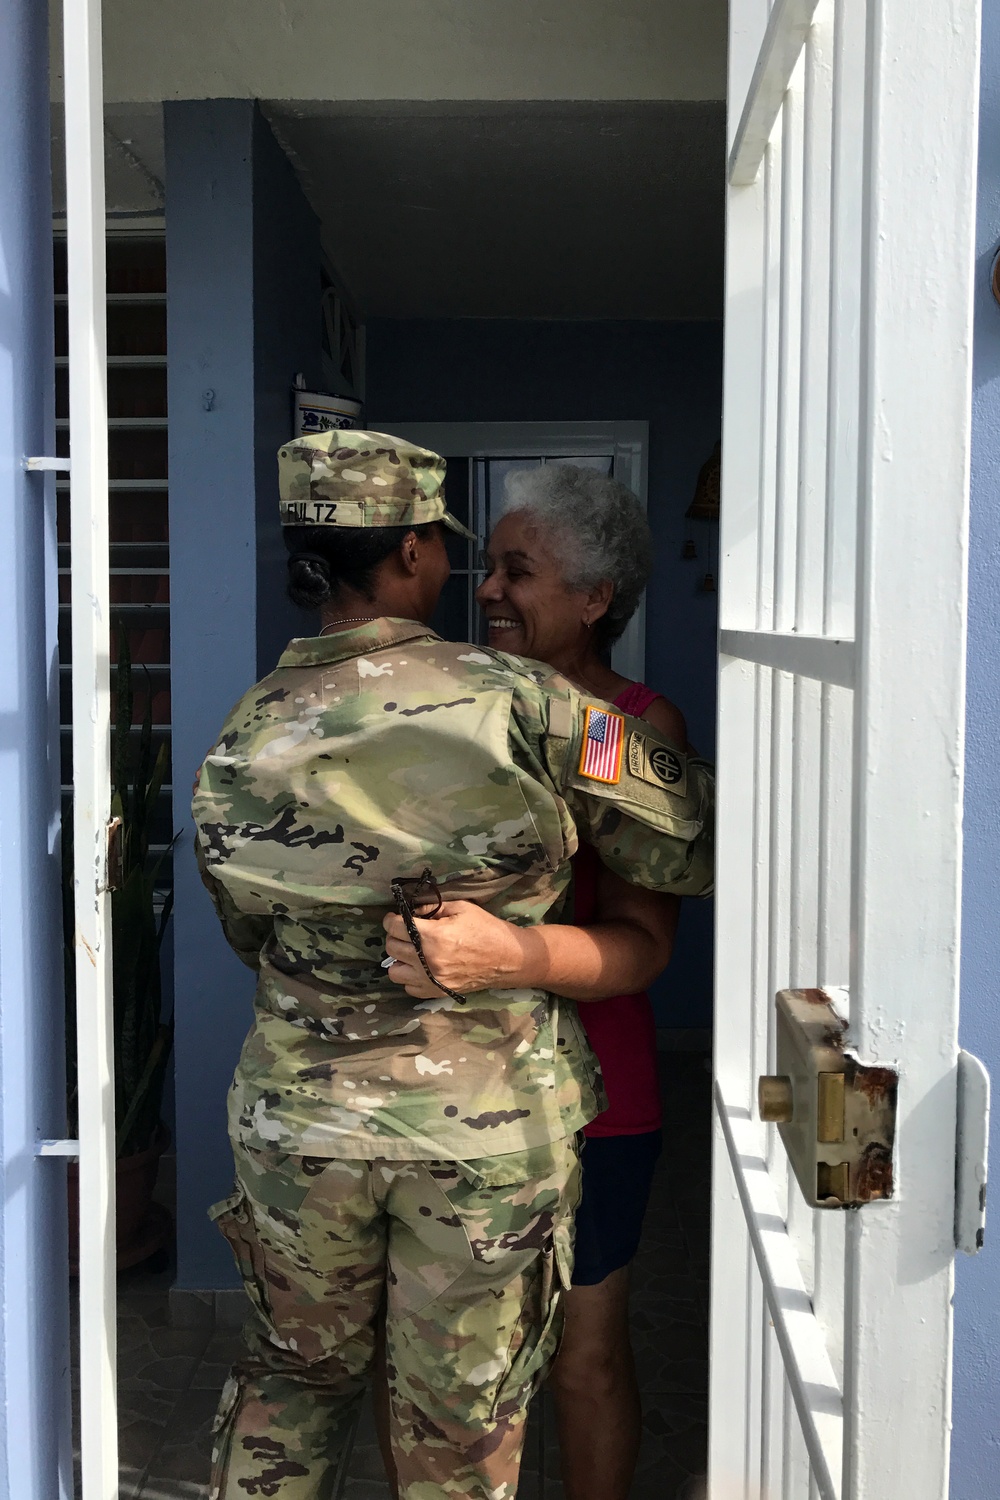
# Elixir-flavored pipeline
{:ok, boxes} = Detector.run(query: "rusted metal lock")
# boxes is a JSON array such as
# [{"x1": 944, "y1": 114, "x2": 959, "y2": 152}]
[{"x1": 757, "y1": 988, "x2": 897, "y2": 1209}]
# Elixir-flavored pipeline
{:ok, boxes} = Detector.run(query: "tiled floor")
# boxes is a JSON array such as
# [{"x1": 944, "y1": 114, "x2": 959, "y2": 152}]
[{"x1": 91, "y1": 1049, "x2": 711, "y2": 1499}]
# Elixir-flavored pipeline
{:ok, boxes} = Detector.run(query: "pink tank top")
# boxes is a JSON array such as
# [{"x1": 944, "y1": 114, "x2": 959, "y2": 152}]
[{"x1": 574, "y1": 681, "x2": 664, "y2": 1138}]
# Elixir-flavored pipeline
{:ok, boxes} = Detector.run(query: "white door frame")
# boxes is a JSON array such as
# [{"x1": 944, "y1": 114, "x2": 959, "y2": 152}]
[
  {"x1": 60, "y1": 0, "x2": 119, "y2": 1496},
  {"x1": 711, "y1": 2, "x2": 980, "y2": 1497}
]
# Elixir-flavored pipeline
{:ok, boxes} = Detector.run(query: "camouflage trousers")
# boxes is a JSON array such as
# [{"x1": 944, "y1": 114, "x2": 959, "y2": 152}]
[{"x1": 209, "y1": 1134, "x2": 580, "y2": 1500}]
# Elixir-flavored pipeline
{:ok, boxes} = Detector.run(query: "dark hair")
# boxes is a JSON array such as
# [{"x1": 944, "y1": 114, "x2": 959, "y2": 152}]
[{"x1": 283, "y1": 523, "x2": 438, "y2": 609}]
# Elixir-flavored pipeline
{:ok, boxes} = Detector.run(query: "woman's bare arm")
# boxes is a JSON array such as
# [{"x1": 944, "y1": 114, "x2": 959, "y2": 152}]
[
  {"x1": 639, "y1": 692, "x2": 693, "y2": 753},
  {"x1": 382, "y1": 868, "x2": 678, "y2": 1002},
  {"x1": 533, "y1": 867, "x2": 679, "y2": 999}
]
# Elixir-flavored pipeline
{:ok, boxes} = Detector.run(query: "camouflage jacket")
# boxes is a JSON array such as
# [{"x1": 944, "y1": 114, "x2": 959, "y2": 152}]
[{"x1": 193, "y1": 618, "x2": 714, "y2": 1161}]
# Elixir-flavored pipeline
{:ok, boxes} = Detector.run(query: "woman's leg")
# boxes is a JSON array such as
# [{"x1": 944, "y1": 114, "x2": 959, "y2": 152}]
[
  {"x1": 546, "y1": 1130, "x2": 662, "y2": 1500},
  {"x1": 209, "y1": 1144, "x2": 387, "y2": 1499},
  {"x1": 548, "y1": 1269, "x2": 641, "y2": 1500}
]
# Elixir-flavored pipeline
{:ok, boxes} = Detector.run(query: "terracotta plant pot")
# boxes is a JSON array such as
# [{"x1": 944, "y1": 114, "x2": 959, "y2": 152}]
[{"x1": 67, "y1": 1123, "x2": 172, "y2": 1274}]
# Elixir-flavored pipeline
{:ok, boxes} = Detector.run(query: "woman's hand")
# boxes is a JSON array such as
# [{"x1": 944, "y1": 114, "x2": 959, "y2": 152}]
[
  {"x1": 381, "y1": 901, "x2": 529, "y2": 998},
  {"x1": 381, "y1": 871, "x2": 678, "y2": 1003}
]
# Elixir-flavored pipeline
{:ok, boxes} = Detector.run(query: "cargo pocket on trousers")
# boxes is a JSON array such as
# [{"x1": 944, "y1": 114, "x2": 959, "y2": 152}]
[
  {"x1": 209, "y1": 1186, "x2": 274, "y2": 1331},
  {"x1": 207, "y1": 1370, "x2": 244, "y2": 1500},
  {"x1": 490, "y1": 1216, "x2": 575, "y2": 1420}
]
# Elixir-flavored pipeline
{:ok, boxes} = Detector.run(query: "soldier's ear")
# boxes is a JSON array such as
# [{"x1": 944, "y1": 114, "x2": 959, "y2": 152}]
[{"x1": 399, "y1": 529, "x2": 421, "y2": 575}]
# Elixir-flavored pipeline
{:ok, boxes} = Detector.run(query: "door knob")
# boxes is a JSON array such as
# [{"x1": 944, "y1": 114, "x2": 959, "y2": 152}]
[{"x1": 758, "y1": 1074, "x2": 793, "y2": 1122}]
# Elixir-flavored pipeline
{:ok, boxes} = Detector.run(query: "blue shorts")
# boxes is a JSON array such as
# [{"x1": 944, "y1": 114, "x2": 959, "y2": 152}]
[{"x1": 571, "y1": 1130, "x2": 663, "y2": 1286}]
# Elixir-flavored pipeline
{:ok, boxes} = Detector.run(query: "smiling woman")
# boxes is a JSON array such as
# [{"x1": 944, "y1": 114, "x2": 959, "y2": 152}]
[
  {"x1": 478, "y1": 464, "x2": 656, "y2": 700},
  {"x1": 484, "y1": 464, "x2": 654, "y2": 657}
]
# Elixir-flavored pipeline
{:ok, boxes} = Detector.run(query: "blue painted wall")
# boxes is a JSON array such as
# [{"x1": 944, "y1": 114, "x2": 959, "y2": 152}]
[
  {"x1": 0, "y1": 0, "x2": 73, "y2": 1489},
  {"x1": 252, "y1": 114, "x2": 324, "y2": 671},
  {"x1": 951, "y1": 7, "x2": 1000, "y2": 1492},
  {"x1": 166, "y1": 100, "x2": 322, "y2": 1288},
  {"x1": 366, "y1": 317, "x2": 722, "y2": 1028}
]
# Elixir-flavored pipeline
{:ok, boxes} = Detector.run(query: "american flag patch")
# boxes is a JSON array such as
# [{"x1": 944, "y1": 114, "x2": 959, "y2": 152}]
[{"x1": 579, "y1": 705, "x2": 625, "y2": 784}]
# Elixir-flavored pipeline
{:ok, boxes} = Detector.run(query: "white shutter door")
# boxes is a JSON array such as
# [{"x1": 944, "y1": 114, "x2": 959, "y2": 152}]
[
  {"x1": 61, "y1": 0, "x2": 120, "y2": 1496},
  {"x1": 710, "y1": 2, "x2": 981, "y2": 1498}
]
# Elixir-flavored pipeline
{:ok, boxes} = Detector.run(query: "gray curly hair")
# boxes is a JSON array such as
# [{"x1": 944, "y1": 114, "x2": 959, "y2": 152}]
[{"x1": 499, "y1": 464, "x2": 652, "y2": 644}]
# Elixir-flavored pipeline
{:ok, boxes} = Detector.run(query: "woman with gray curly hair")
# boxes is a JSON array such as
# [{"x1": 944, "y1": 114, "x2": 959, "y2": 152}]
[
  {"x1": 381, "y1": 463, "x2": 690, "y2": 1500},
  {"x1": 495, "y1": 461, "x2": 654, "y2": 654}
]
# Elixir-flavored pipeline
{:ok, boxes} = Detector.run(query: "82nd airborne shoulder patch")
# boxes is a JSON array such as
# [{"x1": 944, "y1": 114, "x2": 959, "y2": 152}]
[
  {"x1": 579, "y1": 705, "x2": 625, "y2": 784},
  {"x1": 628, "y1": 731, "x2": 688, "y2": 798}
]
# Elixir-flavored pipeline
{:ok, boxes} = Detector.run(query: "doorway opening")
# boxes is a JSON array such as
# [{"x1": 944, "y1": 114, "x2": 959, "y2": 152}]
[
  {"x1": 56, "y1": 92, "x2": 724, "y2": 1500},
  {"x1": 46, "y1": 0, "x2": 986, "y2": 1491}
]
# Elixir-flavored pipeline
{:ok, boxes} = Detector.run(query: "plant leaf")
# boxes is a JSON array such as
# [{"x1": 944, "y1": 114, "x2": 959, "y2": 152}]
[{"x1": 116, "y1": 1021, "x2": 173, "y2": 1158}]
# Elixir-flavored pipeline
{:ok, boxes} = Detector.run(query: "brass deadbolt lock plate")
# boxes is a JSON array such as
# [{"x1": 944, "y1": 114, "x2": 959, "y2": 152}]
[{"x1": 758, "y1": 988, "x2": 897, "y2": 1209}]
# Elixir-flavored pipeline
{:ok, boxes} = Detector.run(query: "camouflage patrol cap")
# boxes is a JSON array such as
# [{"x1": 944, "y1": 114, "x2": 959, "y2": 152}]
[{"x1": 278, "y1": 429, "x2": 476, "y2": 539}]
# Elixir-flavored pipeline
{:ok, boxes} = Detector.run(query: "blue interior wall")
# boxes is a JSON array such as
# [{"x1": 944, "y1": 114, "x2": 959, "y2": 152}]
[
  {"x1": 952, "y1": 7, "x2": 1000, "y2": 1492},
  {"x1": 367, "y1": 318, "x2": 722, "y2": 1027},
  {"x1": 252, "y1": 109, "x2": 324, "y2": 670},
  {"x1": 166, "y1": 99, "x2": 321, "y2": 1288}
]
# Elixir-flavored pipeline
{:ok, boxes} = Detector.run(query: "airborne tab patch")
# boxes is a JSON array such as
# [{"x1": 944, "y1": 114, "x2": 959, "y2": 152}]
[
  {"x1": 579, "y1": 706, "x2": 625, "y2": 784},
  {"x1": 628, "y1": 732, "x2": 688, "y2": 797}
]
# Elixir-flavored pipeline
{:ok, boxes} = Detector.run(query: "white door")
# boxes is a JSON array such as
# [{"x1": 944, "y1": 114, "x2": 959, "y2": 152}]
[{"x1": 711, "y1": 2, "x2": 981, "y2": 1498}]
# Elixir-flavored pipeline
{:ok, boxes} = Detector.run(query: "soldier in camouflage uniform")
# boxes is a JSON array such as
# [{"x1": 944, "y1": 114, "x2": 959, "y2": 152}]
[{"x1": 193, "y1": 429, "x2": 715, "y2": 1500}]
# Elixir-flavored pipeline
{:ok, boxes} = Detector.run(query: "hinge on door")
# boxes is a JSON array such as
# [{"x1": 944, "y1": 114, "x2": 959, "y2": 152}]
[
  {"x1": 955, "y1": 1049, "x2": 989, "y2": 1255},
  {"x1": 36, "y1": 1140, "x2": 80, "y2": 1158},
  {"x1": 23, "y1": 456, "x2": 71, "y2": 472},
  {"x1": 758, "y1": 987, "x2": 898, "y2": 1209}
]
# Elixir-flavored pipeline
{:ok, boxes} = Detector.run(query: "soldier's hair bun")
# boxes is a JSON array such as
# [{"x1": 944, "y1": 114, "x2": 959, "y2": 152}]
[
  {"x1": 282, "y1": 523, "x2": 440, "y2": 613},
  {"x1": 287, "y1": 550, "x2": 333, "y2": 607}
]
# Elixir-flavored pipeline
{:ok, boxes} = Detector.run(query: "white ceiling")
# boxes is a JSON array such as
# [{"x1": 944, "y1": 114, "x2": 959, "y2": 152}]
[
  {"x1": 269, "y1": 100, "x2": 725, "y2": 319},
  {"x1": 48, "y1": 0, "x2": 728, "y2": 320},
  {"x1": 51, "y1": 105, "x2": 166, "y2": 219},
  {"x1": 52, "y1": 0, "x2": 727, "y2": 106}
]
